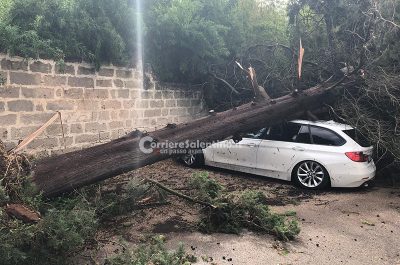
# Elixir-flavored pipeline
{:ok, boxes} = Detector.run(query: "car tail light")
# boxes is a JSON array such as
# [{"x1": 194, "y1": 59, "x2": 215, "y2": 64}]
[{"x1": 345, "y1": 152, "x2": 368, "y2": 162}]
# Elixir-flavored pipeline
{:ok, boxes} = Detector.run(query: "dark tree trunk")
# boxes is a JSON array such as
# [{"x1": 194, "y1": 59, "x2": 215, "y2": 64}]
[{"x1": 33, "y1": 78, "x2": 354, "y2": 197}]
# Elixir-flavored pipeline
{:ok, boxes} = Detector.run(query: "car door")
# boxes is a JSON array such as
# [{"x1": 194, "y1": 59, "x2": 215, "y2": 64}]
[
  {"x1": 255, "y1": 123, "x2": 311, "y2": 180},
  {"x1": 212, "y1": 129, "x2": 264, "y2": 171}
]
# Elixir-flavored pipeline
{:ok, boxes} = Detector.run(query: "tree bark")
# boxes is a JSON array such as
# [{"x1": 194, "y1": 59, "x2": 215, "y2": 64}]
[{"x1": 33, "y1": 78, "x2": 354, "y2": 197}]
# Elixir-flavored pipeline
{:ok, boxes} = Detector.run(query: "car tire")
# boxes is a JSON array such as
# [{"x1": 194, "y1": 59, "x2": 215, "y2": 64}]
[
  {"x1": 180, "y1": 151, "x2": 205, "y2": 168},
  {"x1": 292, "y1": 160, "x2": 330, "y2": 190}
]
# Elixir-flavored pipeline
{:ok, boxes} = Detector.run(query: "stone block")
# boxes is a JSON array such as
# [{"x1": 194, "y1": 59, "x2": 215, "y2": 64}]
[
  {"x1": 169, "y1": 108, "x2": 187, "y2": 116},
  {"x1": 109, "y1": 121, "x2": 124, "y2": 129},
  {"x1": 0, "y1": 71, "x2": 7, "y2": 84},
  {"x1": 154, "y1": 92, "x2": 162, "y2": 99},
  {"x1": 162, "y1": 91, "x2": 174, "y2": 99},
  {"x1": 118, "y1": 89, "x2": 129, "y2": 98},
  {"x1": 0, "y1": 114, "x2": 17, "y2": 125},
  {"x1": 70, "y1": 123, "x2": 83, "y2": 134},
  {"x1": 7, "y1": 100, "x2": 34, "y2": 112},
  {"x1": 84, "y1": 89, "x2": 109, "y2": 99},
  {"x1": 1, "y1": 59, "x2": 28, "y2": 71},
  {"x1": 141, "y1": 91, "x2": 153, "y2": 99},
  {"x1": 27, "y1": 137, "x2": 58, "y2": 149},
  {"x1": 78, "y1": 66, "x2": 95, "y2": 75},
  {"x1": 60, "y1": 136, "x2": 73, "y2": 147},
  {"x1": 122, "y1": 100, "x2": 135, "y2": 109},
  {"x1": 98, "y1": 68, "x2": 115, "y2": 77},
  {"x1": 55, "y1": 64, "x2": 75, "y2": 75},
  {"x1": 161, "y1": 109, "x2": 169, "y2": 117},
  {"x1": 68, "y1": 77, "x2": 94, "y2": 88},
  {"x1": 191, "y1": 99, "x2": 201, "y2": 107},
  {"x1": 144, "y1": 109, "x2": 161, "y2": 117},
  {"x1": 150, "y1": 100, "x2": 164, "y2": 108},
  {"x1": 130, "y1": 89, "x2": 140, "y2": 99},
  {"x1": 99, "y1": 132, "x2": 110, "y2": 141},
  {"x1": 174, "y1": 91, "x2": 185, "y2": 99},
  {"x1": 64, "y1": 88, "x2": 83, "y2": 99},
  {"x1": 125, "y1": 120, "x2": 133, "y2": 127},
  {"x1": 20, "y1": 113, "x2": 55, "y2": 125},
  {"x1": 46, "y1": 100, "x2": 74, "y2": 111},
  {"x1": 165, "y1": 100, "x2": 177, "y2": 107},
  {"x1": 76, "y1": 100, "x2": 99, "y2": 111},
  {"x1": 113, "y1": 79, "x2": 124, "y2": 88},
  {"x1": 30, "y1": 61, "x2": 52, "y2": 73},
  {"x1": 110, "y1": 111, "x2": 118, "y2": 120},
  {"x1": 85, "y1": 122, "x2": 104, "y2": 133},
  {"x1": 45, "y1": 124, "x2": 68, "y2": 136},
  {"x1": 75, "y1": 134, "x2": 98, "y2": 144},
  {"x1": 0, "y1": 86, "x2": 19, "y2": 98},
  {"x1": 21, "y1": 87, "x2": 54, "y2": 99},
  {"x1": 43, "y1": 75, "x2": 67, "y2": 86},
  {"x1": 177, "y1": 99, "x2": 191, "y2": 107},
  {"x1": 96, "y1": 79, "x2": 112, "y2": 87},
  {"x1": 136, "y1": 100, "x2": 148, "y2": 108},
  {"x1": 11, "y1": 126, "x2": 39, "y2": 139},
  {"x1": 102, "y1": 100, "x2": 122, "y2": 109},
  {"x1": 124, "y1": 80, "x2": 140, "y2": 88},
  {"x1": 97, "y1": 111, "x2": 110, "y2": 121},
  {"x1": 0, "y1": 127, "x2": 8, "y2": 138},
  {"x1": 10, "y1": 72, "x2": 41, "y2": 85},
  {"x1": 116, "y1": 69, "x2": 133, "y2": 78},
  {"x1": 35, "y1": 104, "x2": 44, "y2": 111},
  {"x1": 119, "y1": 110, "x2": 129, "y2": 119},
  {"x1": 130, "y1": 110, "x2": 143, "y2": 119}
]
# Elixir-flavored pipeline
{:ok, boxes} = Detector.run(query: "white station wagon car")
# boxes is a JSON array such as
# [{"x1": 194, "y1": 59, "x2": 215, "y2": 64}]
[{"x1": 181, "y1": 120, "x2": 376, "y2": 189}]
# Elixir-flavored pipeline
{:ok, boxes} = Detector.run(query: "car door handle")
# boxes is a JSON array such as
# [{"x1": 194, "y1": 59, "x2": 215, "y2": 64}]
[
  {"x1": 292, "y1": 146, "x2": 305, "y2": 151},
  {"x1": 246, "y1": 143, "x2": 257, "y2": 147}
]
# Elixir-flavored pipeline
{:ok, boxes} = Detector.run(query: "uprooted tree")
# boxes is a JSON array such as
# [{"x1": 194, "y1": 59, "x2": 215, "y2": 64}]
[{"x1": 31, "y1": 74, "x2": 357, "y2": 197}]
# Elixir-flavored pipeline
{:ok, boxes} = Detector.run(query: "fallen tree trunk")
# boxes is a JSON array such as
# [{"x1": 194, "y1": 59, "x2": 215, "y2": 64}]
[{"x1": 33, "y1": 77, "x2": 355, "y2": 197}]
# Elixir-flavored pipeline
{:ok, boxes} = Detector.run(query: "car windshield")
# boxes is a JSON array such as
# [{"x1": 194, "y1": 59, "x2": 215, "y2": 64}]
[{"x1": 343, "y1": 129, "x2": 371, "y2": 147}]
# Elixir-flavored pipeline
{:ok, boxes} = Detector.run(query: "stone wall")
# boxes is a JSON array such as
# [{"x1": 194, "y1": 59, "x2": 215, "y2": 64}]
[{"x1": 0, "y1": 54, "x2": 206, "y2": 156}]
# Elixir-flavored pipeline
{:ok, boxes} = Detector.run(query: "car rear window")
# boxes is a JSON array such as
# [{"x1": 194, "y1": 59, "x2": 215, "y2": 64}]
[
  {"x1": 310, "y1": 126, "x2": 345, "y2": 146},
  {"x1": 343, "y1": 129, "x2": 371, "y2": 147}
]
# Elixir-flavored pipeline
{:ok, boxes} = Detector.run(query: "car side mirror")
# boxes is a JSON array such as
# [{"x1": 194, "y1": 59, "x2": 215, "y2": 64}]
[{"x1": 232, "y1": 133, "x2": 243, "y2": 143}]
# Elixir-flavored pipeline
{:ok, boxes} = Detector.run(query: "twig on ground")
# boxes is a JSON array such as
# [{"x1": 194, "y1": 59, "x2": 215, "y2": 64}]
[{"x1": 145, "y1": 178, "x2": 217, "y2": 209}]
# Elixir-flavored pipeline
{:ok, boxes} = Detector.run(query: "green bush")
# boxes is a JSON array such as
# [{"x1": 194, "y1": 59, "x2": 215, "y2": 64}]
[
  {"x1": 188, "y1": 171, "x2": 223, "y2": 203},
  {"x1": 199, "y1": 190, "x2": 300, "y2": 240},
  {"x1": 0, "y1": 177, "x2": 98, "y2": 265},
  {"x1": 189, "y1": 173, "x2": 300, "y2": 241},
  {"x1": 0, "y1": 200, "x2": 98, "y2": 265},
  {"x1": 106, "y1": 235, "x2": 197, "y2": 265}
]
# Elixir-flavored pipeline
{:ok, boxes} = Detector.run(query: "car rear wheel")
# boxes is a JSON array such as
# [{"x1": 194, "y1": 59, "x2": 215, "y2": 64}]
[
  {"x1": 293, "y1": 161, "x2": 330, "y2": 189},
  {"x1": 181, "y1": 151, "x2": 204, "y2": 167}
]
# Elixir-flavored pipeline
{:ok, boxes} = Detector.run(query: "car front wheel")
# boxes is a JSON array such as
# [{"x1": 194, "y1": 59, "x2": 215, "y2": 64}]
[
  {"x1": 293, "y1": 161, "x2": 330, "y2": 189},
  {"x1": 181, "y1": 151, "x2": 204, "y2": 167}
]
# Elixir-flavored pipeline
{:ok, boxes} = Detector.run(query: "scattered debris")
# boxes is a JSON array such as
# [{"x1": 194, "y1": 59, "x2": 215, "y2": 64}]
[
  {"x1": 5, "y1": 204, "x2": 41, "y2": 223},
  {"x1": 361, "y1": 220, "x2": 375, "y2": 226}
]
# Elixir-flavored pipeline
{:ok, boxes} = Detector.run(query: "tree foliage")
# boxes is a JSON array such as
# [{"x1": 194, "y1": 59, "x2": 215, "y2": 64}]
[
  {"x1": 287, "y1": 0, "x2": 400, "y2": 170},
  {"x1": 0, "y1": 0, "x2": 137, "y2": 68}
]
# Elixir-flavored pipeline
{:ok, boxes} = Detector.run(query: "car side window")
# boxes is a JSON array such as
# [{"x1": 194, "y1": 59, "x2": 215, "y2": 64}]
[
  {"x1": 295, "y1": 125, "x2": 312, "y2": 144},
  {"x1": 310, "y1": 126, "x2": 345, "y2": 146},
  {"x1": 245, "y1": 128, "x2": 267, "y2": 139},
  {"x1": 264, "y1": 123, "x2": 301, "y2": 142}
]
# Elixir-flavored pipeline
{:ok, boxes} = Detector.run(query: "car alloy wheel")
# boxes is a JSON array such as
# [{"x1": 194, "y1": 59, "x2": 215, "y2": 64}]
[
  {"x1": 297, "y1": 161, "x2": 325, "y2": 188},
  {"x1": 182, "y1": 154, "x2": 196, "y2": 166}
]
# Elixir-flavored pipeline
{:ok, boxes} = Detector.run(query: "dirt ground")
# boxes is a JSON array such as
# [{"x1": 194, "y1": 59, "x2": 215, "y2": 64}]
[{"x1": 91, "y1": 159, "x2": 400, "y2": 265}]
